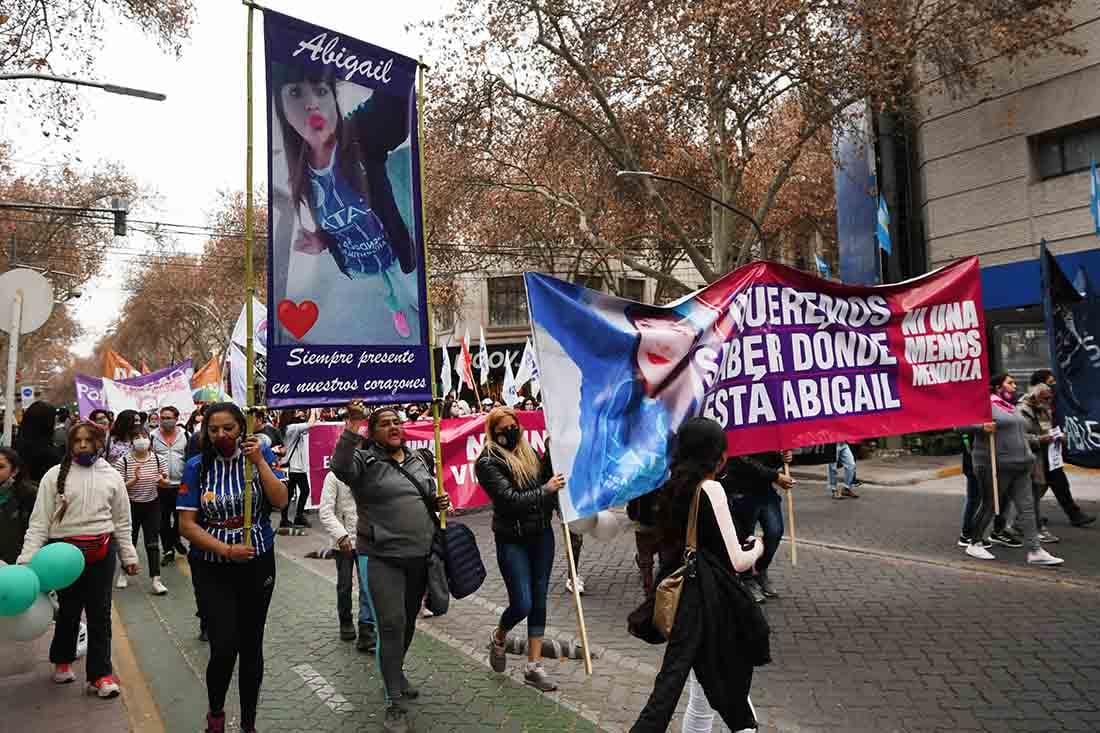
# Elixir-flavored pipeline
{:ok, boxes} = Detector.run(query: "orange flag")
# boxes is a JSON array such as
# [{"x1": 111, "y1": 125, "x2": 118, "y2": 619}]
[
  {"x1": 140, "y1": 359, "x2": 150, "y2": 374},
  {"x1": 191, "y1": 356, "x2": 222, "y2": 389},
  {"x1": 103, "y1": 351, "x2": 141, "y2": 380}
]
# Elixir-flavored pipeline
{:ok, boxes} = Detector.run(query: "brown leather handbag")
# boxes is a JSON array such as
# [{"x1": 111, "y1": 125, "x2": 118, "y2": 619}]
[{"x1": 652, "y1": 484, "x2": 702, "y2": 640}]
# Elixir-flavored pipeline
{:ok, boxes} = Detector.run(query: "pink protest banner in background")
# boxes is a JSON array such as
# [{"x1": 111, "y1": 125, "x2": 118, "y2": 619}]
[{"x1": 307, "y1": 412, "x2": 548, "y2": 508}]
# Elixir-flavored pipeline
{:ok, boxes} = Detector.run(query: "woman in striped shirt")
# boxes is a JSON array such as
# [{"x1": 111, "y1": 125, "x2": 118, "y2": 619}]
[
  {"x1": 177, "y1": 402, "x2": 288, "y2": 733},
  {"x1": 113, "y1": 426, "x2": 169, "y2": 595}
]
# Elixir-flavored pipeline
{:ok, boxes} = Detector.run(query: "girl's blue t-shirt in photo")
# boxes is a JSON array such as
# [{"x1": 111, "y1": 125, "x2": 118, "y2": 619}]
[{"x1": 177, "y1": 445, "x2": 279, "y2": 562}]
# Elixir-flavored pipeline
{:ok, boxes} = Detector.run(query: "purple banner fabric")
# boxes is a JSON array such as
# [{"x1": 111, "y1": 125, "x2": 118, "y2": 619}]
[
  {"x1": 75, "y1": 374, "x2": 105, "y2": 418},
  {"x1": 263, "y1": 10, "x2": 432, "y2": 407}
]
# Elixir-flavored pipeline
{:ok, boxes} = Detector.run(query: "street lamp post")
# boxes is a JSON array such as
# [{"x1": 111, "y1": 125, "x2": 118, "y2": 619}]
[
  {"x1": 0, "y1": 73, "x2": 166, "y2": 101},
  {"x1": 616, "y1": 170, "x2": 765, "y2": 264}
]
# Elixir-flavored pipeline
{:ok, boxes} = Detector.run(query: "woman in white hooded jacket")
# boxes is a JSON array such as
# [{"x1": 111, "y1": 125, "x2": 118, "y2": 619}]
[
  {"x1": 317, "y1": 469, "x2": 375, "y2": 652},
  {"x1": 18, "y1": 421, "x2": 140, "y2": 698}
]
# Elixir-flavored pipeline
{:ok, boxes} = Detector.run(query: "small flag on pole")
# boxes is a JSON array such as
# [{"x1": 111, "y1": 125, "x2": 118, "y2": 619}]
[
  {"x1": 503, "y1": 355, "x2": 519, "y2": 406},
  {"x1": 460, "y1": 328, "x2": 476, "y2": 392},
  {"x1": 478, "y1": 326, "x2": 490, "y2": 385},
  {"x1": 1090, "y1": 159, "x2": 1099, "y2": 236},
  {"x1": 814, "y1": 254, "x2": 831, "y2": 279},
  {"x1": 441, "y1": 341, "x2": 453, "y2": 397},
  {"x1": 876, "y1": 194, "x2": 892, "y2": 254}
]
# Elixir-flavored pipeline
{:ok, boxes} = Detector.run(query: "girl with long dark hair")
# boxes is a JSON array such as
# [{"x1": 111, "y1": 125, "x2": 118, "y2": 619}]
[
  {"x1": 113, "y1": 426, "x2": 168, "y2": 595},
  {"x1": 18, "y1": 422, "x2": 139, "y2": 698},
  {"x1": 0, "y1": 447, "x2": 38, "y2": 565},
  {"x1": 107, "y1": 409, "x2": 142, "y2": 465},
  {"x1": 176, "y1": 403, "x2": 288, "y2": 733},
  {"x1": 14, "y1": 401, "x2": 64, "y2": 483},
  {"x1": 631, "y1": 417, "x2": 764, "y2": 732},
  {"x1": 478, "y1": 406, "x2": 564, "y2": 692},
  {"x1": 272, "y1": 65, "x2": 420, "y2": 342}
]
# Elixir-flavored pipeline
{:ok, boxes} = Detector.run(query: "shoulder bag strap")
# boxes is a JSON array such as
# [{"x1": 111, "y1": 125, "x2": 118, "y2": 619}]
[
  {"x1": 685, "y1": 484, "x2": 703, "y2": 552},
  {"x1": 391, "y1": 455, "x2": 440, "y2": 527}
]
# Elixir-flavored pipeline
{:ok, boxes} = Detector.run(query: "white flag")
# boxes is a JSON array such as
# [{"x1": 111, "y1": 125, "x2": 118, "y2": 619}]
[
  {"x1": 231, "y1": 298, "x2": 268, "y2": 358},
  {"x1": 514, "y1": 338, "x2": 541, "y2": 391},
  {"x1": 478, "y1": 325, "x2": 490, "y2": 385},
  {"x1": 503, "y1": 354, "x2": 520, "y2": 406},
  {"x1": 440, "y1": 342, "x2": 453, "y2": 397}
]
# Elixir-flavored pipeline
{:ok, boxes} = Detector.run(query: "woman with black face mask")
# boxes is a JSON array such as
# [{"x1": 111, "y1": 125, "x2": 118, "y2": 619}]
[
  {"x1": 177, "y1": 402, "x2": 288, "y2": 733},
  {"x1": 476, "y1": 407, "x2": 565, "y2": 692}
]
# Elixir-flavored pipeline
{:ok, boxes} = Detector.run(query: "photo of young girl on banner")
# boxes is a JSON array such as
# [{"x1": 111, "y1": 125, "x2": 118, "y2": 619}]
[{"x1": 263, "y1": 10, "x2": 432, "y2": 406}]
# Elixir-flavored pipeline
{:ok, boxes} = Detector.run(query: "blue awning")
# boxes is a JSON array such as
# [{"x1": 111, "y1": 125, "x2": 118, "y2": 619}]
[{"x1": 980, "y1": 247, "x2": 1100, "y2": 310}]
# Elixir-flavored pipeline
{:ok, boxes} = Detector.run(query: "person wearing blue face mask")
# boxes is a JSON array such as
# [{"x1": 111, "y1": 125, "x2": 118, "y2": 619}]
[{"x1": 18, "y1": 421, "x2": 140, "y2": 699}]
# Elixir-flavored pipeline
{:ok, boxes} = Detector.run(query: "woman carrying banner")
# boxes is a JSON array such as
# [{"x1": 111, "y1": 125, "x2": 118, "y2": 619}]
[
  {"x1": 478, "y1": 406, "x2": 565, "y2": 692},
  {"x1": 330, "y1": 403, "x2": 449, "y2": 733},
  {"x1": 631, "y1": 417, "x2": 764, "y2": 732},
  {"x1": 272, "y1": 65, "x2": 420, "y2": 343},
  {"x1": 960, "y1": 374, "x2": 1063, "y2": 566},
  {"x1": 18, "y1": 421, "x2": 140, "y2": 698},
  {"x1": 113, "y1": 426, "x2": 169, "y2": 595},
  {"x1": 176, "y1": 403, "x2": 288, "y2": 733}
]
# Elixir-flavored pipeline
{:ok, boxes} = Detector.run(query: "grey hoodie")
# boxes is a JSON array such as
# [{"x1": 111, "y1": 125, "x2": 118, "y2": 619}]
[
  {"x1": 329, "y1": 430, "x2": 436, "y2": 559},
  {"x1": 961, "y1": 399, "x2": 1034, "y2": 471}
]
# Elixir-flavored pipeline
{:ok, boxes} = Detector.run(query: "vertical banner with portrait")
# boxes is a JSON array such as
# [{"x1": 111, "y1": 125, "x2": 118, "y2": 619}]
[{"x1": 263, "y1": 10, "x2": 432, "y2": 407}]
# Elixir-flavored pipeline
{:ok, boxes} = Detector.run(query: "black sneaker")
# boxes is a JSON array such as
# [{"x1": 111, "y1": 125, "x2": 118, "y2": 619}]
[
  {"x1": 400, "y1": 674, "x2": 419, "y2": 700},
  {"x1": 758, "y1": 575, "x2": 779, "y2": 599},
  {"x1": 294, "y1": 515, "x2": 312, "y2": 528},
  {"x1": 989, "y1": 530, "x2": 1023, "y2": 548},
  {"x1": 1071, "y1": 511, "x2": 1097, "y2": 527},
  {"x1": 744, "y1": 577, "x2": 766, "y2": 604},
  {"x1": 174, "y1": 541, "x2": 188, "y2": 555},
  {"x1": 357, "y1": 623, "x2": 376, "y2": 653},
  {"x1": 161, "y1": 550, "x2": 175, "y2": 564},
  {"x1": 339, "y1": 620, "x2": 356, "y2": 641},
  {"x1": 957, "y1": 534, "x2": 972, "y2": 548},
  {"x1": 383, "y1": 704, "x2": 412, "y2": 733}
]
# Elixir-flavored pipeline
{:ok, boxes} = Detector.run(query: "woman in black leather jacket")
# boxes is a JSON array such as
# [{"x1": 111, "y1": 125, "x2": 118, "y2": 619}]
[{"x1": 476, "y1": 407, "x2": 565, "y2": 692}]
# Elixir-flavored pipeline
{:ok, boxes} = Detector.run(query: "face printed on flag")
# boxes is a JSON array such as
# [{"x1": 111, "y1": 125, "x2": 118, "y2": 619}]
[{"x1": 632, "y1": 315, "x2": 700, "y2": 390}]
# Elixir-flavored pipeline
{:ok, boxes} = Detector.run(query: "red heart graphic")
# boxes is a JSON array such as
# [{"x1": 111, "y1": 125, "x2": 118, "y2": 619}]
[{"x1": 277, "y1": 299, "x2": 319, "y2": 340}]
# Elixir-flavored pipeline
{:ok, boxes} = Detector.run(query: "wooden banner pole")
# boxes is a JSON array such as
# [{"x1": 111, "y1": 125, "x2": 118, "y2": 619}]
[
  {"x1": 784, "y1": 463, "x2": 796, "y2": 567},
  {"x1": 990, "y1": 432, "x2": 1000, "y2": 517},
  {"x1": 415, "y1": 61, "x2": 447, "y2": 527},
  {"x1": 561, "y1": 522, "x2": 593, "y2": 675},
  {"x1": 242, "y1": 3, "x2": 256, "y2": 546}
]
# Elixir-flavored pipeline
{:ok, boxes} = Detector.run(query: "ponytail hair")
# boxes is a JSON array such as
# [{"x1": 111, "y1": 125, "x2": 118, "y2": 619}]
[{"x1": 655, "y1": 418, "x2": 728, "y2": 547}]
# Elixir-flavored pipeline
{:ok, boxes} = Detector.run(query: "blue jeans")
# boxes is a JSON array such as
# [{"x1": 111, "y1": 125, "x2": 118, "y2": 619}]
[
  {"x1": 827, "y1": 442, "x2": 856, "y2": 493},
  {"x1": 335, "y1": 551, "x2": 373, "y2": 625},
  {"x1": 732, "y1": 490, "x2": 783, "y2": 575},
  {"x1": 496, "y1": 527, "x2": 555, "y2": 638},
  {"x1": 960, "y1": 451, "x2": 979, "y2": 538}
]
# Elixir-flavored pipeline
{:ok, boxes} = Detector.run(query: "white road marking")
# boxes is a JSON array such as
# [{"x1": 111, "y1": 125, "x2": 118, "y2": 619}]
[{"x1": 290, "y1": 663, "x2": 356, "y2": 713}]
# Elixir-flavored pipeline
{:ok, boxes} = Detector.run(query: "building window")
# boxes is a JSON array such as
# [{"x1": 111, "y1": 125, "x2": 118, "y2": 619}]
[
  {"x1": 573, "y1": 273, "x2": 604, "y2": 292},
  {"x1": 993, "y1": 324, "x2": 1048, "y2": 382},
  {"x1": 487, "y1": 276, "x2": 528, "y2": 326},
  {"x1": 1034, "y1": 120, "x2": 1100, "y2": 179},
  {"x1": 620, "y1": 277, "x2": 646, "y2": 302}
]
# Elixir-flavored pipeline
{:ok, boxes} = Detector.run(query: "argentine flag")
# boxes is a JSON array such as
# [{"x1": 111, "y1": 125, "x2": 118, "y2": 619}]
[
  {"x1": 814, "y1": 254, "x2": 831, "y2": 279},
  {"x1": 876, "y1": 194, "x2": 892, "y2": 254},
  {"x1": 1091, "y1": 160, "x2": 1099, "y2": 236}
]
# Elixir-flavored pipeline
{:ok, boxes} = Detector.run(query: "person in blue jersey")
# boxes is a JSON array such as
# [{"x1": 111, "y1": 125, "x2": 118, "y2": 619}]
[
  {"x1": 177, "y1": 402, "x2": 289, "y2": 733},
  {"x1": 530, "y1": 278, "x2": 710, "y2": 518},
  {"x1": 273, "y1": 64, "x2": 421, "y2": 342}
]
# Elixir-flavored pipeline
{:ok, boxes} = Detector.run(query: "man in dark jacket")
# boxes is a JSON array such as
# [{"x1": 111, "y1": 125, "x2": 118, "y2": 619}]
[{"x1": 721, "y1": 449, "x2": 794, "y2": 602}]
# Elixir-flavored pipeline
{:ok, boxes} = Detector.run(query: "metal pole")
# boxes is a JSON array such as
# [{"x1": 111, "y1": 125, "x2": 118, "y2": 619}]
[
  {"x1": 242, "y1": 5, "x2": 256, "y2": 546},
  {"x1": 3, "y1": 292, "x2": 23, "y2": 448},
  {"x1": 416, "y1": 62, "x2": 448, "y2": 528},
  {"x1": 0, "y1": 73, "x2": 165, "y2": 100}
]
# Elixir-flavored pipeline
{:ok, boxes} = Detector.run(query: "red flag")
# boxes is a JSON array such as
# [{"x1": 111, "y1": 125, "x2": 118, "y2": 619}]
[{"x1": 460, "y1": 328, "x2": 476, "y2": 390}]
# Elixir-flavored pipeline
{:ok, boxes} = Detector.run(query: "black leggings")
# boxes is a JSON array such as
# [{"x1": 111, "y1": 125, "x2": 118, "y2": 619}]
[
  {"x1": 192, "y1": 552, "x2": 276, "y2": 728},
  {"x1": 52, "y1": 541, "x2": 116, "y2": 682},
  {"x1": 363, "y1": 555, "x2": 427, "y2": 704},
  {"x1": 130, "y1": 498, "x2": 161, "y2": 578},
  {"x1": 158, "y1": 486, "x2": 180, "y2": 551},
  {"x1": 282, "y1": 472, "x2": 309, "y2": 522}
]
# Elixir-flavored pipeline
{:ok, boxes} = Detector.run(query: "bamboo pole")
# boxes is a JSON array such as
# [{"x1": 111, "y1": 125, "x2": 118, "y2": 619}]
[
  {"x1": 990, "y1": 432, "x2": 1000, "y2": 517},
  {"x1": 416, "y1": 61, "x2": 447, "y2": 528},
  {"x1": 561, "y1": 522, "x2": 593, "y2": 675},
  {"x1": 242, "y1": 3, "x2": 256, "y2": 547},
  {"x1": 784, "y1": 463, "x2": 796, "y2": 566}
]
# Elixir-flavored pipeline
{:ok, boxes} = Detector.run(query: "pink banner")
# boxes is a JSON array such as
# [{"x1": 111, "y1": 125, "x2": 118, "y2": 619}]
[{"x1": 307, "y1": 412, "x2": 547, "y2": 508}]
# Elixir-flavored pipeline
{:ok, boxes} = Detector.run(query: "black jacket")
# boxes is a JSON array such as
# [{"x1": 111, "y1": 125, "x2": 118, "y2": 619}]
[
  {"x1": 475, "y1": 450, "x2": 555, "y2": 542},
  {"x1": 0, "y1": 477, "x2": 38, "y2": 565},
  {"x1": 722, "y1": 451, "x2": 783, "y2": 496}
]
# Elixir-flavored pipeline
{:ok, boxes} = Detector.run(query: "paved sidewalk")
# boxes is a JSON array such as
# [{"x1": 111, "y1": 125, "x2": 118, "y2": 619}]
[{"x1": 0, "y1": 614, "x2": 134, "y2": 733}]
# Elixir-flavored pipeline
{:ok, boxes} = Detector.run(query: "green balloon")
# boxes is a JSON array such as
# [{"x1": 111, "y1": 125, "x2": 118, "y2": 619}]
[
  {"x1": 28, "y1": 543, "x2": 85, "y2": 592},
  {"x1": 0, "y1": 565, "x2": 40, "y2": 617}
]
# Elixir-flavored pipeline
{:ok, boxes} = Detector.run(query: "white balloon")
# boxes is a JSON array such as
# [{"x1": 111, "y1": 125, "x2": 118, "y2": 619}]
[
  {"x1": 567, "y1": 515, "x2": 597, "y2": 534},
  {"x1": 0, "y1": 592, "x2": 54, "y2": 642},
  {"x1": 590, "y1": 510, "x2": 623, "y2": 541}
]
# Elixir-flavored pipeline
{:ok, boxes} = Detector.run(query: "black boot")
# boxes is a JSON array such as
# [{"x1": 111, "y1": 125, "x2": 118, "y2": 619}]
[
  {"x1": 1071, "y1": 510, "x2": 1097, "y2": 527},
  {"x1": 357, "y1": 623, "x2": 377, "y2": 653},
  {"x1": 339, "y1": 619, "x2": 356, "y2": 641}
]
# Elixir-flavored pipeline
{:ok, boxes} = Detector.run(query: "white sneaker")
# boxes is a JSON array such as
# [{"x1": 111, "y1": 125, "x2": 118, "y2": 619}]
[
  {"x1": 1027, "y1": 548, "x2": 1065, "y2": 566},
  {"x1": 151, "y1": 577, "x2": 168, "y2": 595},
  {"x1": 53, "y1": 663, "x2": 76, "y2": 683},
  {"x1": 566, "y1": 576, "x2": 586, "y2": 595},
  {"x1": 965, "y1": 543, "x2": 995, "y2": 560},
  {"x1": 115, "y1": 574, "x2": 128, "y2": 589}
]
